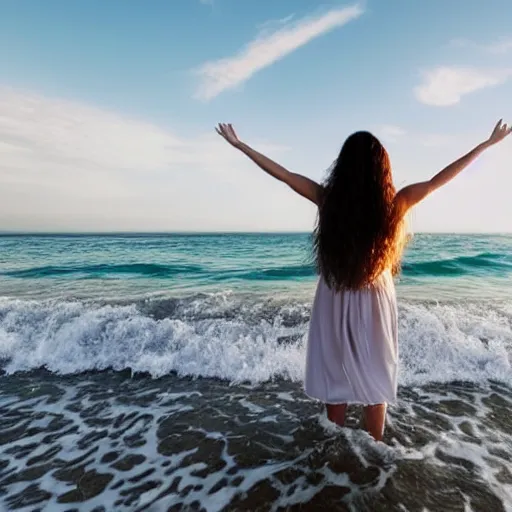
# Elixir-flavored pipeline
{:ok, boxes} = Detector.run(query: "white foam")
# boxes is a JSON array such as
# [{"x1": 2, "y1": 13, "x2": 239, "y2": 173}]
[
  {"x1": 387, "y1": 388, "x2": 512, "y2": 510},
  {"x1": 238, "y1": 398, "x2": 265, "y2": 414},
  {"x1": 398, "y1": 302, "x2": 512, "y2": 386},
  {"x1": 1, "y1": 373, "x2": 510, "y2": 510},
  {"x1": 276, "y1": 392, "x2": 295, "y2": 402},
  {"x1": 0, "y1": 297, "x2": 510, "y2": 386}
]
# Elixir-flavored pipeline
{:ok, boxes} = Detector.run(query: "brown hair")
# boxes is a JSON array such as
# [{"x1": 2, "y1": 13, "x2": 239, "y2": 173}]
[{"x1": 313, "y1": 131, "x2": 405, "y2": 290}]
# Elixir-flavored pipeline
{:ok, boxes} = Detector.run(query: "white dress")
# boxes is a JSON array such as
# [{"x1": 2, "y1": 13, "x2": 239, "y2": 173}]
[{"x1": 304, "y1": 270, "x2": 398, "y2": 405}]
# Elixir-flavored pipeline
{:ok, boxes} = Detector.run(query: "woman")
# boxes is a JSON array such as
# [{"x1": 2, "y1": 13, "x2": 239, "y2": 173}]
[{"x1": 216, "y1": 120, "x2": 511, "y2": 441}]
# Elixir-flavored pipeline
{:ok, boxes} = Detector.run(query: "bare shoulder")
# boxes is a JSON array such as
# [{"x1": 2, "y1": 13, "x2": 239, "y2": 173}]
[
  {"x1": 394, "y1": 182, "x2": 432, "y2": 213},
  {"x1": 393, "y1": 188, "x2": 410, "y2": 217}
]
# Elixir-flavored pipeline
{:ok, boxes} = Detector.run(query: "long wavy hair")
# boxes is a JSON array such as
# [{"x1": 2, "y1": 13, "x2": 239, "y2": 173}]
[{"x1": 313, "y1": 131, "x2": 405, "y2": 291}]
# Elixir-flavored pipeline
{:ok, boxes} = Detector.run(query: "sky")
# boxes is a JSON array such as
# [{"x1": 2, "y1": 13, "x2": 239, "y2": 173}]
[{"x1": 0, "y1": 0, "x2": 511, "y2": 233}]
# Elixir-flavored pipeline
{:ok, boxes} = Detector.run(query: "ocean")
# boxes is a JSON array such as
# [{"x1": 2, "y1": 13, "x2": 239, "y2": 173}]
[{"x1": 0, "y1": 233, "x2": 511, "y2": 511}]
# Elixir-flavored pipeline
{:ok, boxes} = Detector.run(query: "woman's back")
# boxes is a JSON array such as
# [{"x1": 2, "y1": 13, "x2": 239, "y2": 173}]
[{"x1": 314, "y1": 131, "x2": 405, "y2": 292}]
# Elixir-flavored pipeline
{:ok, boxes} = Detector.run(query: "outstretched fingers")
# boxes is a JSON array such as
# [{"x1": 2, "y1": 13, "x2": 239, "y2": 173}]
[
  {"x1": 215, "y1": 123, "x2": 229, "y2": 140},
  {"x1": 228, "y1": 124, "x2": 238, "y2": 139},
  {"x1": 500, "y1": 122, "x2": 511, "y2": 139},
  {"x1": 489, "y1": 118, "x2": 512, "y2": 144},
  {"x1": 215, "y1": 122, "x2": 241, "y2": 147}
]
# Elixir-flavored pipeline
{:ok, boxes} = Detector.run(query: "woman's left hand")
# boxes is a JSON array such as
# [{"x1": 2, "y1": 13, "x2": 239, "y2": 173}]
[{"x1": 216, "y1": 123, "x2": 243, "y2": 148}]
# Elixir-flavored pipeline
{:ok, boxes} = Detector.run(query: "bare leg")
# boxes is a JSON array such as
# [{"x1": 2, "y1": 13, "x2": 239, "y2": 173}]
[
  {"x1": 326, "y1": 403, "x2": 347, "y2": 427},
  {"x1": 362, "y1": 403, "x2": 387, "y2": 441}
]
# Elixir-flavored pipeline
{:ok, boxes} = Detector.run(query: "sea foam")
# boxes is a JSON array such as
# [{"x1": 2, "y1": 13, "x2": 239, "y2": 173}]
[{"x1": 0, "y1": 295, "x2": 510, "y2": 386}]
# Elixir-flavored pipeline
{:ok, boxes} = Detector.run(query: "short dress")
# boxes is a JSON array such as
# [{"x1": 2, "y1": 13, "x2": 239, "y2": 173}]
[{"x1": 304, "y1": 269, "x2": 398, "y2": 405}]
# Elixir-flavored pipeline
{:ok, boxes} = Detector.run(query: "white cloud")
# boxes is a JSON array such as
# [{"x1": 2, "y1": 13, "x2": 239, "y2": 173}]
[
  {"x1": 0, "y1": 88, "x2": 296, "y2": 231},
  {"x1": 374, "y1": 124, "x2": 461, "y2": 150},
  {"x1": 0, "y1": 88, "x2": 188, "y2": 174},
  {"x1": 375, "y1": 126, "x2": 471, "y2": 149},
  {"x1": 0, "y1": 87, "x2": 289, "y2": 176},
  {"x1": 452, "y1": 36, "x2": 512, "y2": 54},
  {"x1": 376, "y1": 125, "x2": 406, "y2": 143},
  {"x1": 419, "y1": 133, "x2": 459, "y2": 148},
  {"x1": 414, "y1": 67, "x2": 512, "y2": 106},
  {"x1": 257, "y1": 14, "x2": 296, "y2": 32},
  {"x1": 489, "y1": 37, "x2": 512, "y2": 54},
  {"x1": 194, "y1": 4, "x2": 363, "y2": 100}
]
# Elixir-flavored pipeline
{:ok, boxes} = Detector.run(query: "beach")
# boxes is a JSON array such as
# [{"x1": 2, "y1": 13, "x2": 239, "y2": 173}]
[{"x1": 0, "y1": 233, "x2": 511, "y2": 510}]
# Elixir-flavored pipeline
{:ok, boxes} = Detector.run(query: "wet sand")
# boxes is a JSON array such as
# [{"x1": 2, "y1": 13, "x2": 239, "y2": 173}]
[{"x1": 1, "y1": 371, "x2": 511, "y2": 511}]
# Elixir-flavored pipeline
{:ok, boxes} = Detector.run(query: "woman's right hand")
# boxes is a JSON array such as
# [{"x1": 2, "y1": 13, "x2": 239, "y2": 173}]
[
  {"x1": 487, "y1": 119, "x2": 511, "y2": 146},
  {"x1": 216, "y1": 123, "x2": 243, "y2": 149}
]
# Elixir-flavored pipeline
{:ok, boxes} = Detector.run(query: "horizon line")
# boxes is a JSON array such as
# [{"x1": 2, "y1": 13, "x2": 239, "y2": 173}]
[{"x1": 0, "y1": 230, "x2": 511, "y2": 236}]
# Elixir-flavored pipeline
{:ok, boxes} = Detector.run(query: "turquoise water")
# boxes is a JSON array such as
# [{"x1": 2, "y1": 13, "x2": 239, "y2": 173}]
[{"x1": 1, "y1": 233, "x2": 512, "y2": 301}]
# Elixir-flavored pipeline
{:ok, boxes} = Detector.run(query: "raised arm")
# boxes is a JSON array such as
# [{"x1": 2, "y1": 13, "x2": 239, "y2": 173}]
[
  {"x1": 396, "y1": 119, "x2": 511, "y2": 213},
  {"x1": 216, "y1": 123, "x2": 322, "y2": 205}
]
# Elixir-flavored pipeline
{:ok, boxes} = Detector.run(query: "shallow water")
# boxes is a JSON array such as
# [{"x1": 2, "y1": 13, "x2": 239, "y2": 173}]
[{"x1": 1, "y1": 373, "x2": 511, "y2": 511}]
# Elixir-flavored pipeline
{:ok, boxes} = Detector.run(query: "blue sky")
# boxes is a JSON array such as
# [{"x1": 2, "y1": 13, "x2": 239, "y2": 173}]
[{"x1": 0, "y1": 0, "x2": 511, "y2": 232}]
